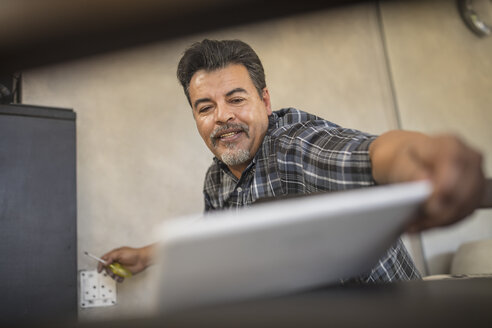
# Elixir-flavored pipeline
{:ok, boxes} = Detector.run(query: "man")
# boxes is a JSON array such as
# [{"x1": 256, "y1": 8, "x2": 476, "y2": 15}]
[{"x1": 99, "y1": 39, "x2": 484, "y2": 283}]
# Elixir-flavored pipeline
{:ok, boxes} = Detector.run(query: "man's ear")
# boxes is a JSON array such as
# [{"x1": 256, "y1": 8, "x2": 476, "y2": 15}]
[{"x1": 262, "y1": 88, "x2": 272, "y2": 115}]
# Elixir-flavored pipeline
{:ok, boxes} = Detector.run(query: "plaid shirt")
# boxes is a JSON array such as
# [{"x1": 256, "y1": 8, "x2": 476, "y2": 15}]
[{"x1": 203, "y1": 108, "x2": 420, "y2": 283}]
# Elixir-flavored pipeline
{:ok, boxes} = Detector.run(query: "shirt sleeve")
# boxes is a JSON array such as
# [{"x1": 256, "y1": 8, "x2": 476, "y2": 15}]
[
  {"x1": 203, "y1": 191, "x2": 214, "y2": 212},
  {"x1": 275, "y1": 121, "x2": 378, "y2": 193},
  {"x1": 203, "y1": 161, "x2": 220, "y2": 212}
]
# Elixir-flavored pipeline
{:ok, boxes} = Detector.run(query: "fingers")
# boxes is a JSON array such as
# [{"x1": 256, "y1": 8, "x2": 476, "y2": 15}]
[
  {"x1": 107, "y1": 269, "x2": 124, "y2": 283},
  {"x1": 101, "y1": 248, "x2": 120, "y2": 265},
  {"x1": 96, "y1": 247, "x2": 128, "y2": 282},
  {"x1": 97, "y1": 265, "x2": 125, "y2": 283},
  {"x1": 406, "y1": 135, "x2": 484, "y2": 232},
  {"x1": 92, "y1": 244, "x2": 155, "y2": 282},
  {"x1": 95, "y1": 249, "x2": 117, "y2": 274}
]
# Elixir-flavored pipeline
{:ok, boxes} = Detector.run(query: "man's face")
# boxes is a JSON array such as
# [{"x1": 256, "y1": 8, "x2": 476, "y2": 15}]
[{"x1": 189, "y1": 64, "x2": 272, "y2": 175}]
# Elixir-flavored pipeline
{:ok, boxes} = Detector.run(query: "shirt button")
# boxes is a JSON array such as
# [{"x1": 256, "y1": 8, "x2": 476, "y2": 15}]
[{"x1": 237, "y1": 187, "x2": 243, "y2": 193}]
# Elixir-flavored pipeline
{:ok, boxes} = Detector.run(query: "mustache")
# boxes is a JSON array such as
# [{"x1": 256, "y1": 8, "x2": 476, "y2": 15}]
[{"x1": 210, "y1": 123, "x2": 250, "y2": 147}]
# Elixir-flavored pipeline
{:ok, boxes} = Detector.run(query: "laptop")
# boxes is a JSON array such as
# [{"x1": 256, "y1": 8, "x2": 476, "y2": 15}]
[{"x1": 151, "y1": 180, "x2": 431, "y2": 313}]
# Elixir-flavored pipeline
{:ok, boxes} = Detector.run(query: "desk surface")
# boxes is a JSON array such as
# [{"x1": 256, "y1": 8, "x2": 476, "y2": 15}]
[
  {"x1": 14, "y1": 278, "x2": 492, "y2": 328},
  {"x1": 161, "y1": 278, "x2": 492, "y2": 328}
]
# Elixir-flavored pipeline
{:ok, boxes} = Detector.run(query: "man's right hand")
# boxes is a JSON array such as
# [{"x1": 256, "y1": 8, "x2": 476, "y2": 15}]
[{"x1": 97, "y1": 244, "x2": 156, "y2": 283}]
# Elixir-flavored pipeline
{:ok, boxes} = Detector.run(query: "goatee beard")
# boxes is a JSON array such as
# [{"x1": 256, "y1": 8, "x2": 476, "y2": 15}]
[
  {"x1": 221, "y1": 148, "x2": 251, "y2": 166},
  {"x1": 210, "y1": 123, "x2": 251, "y2": 166}
]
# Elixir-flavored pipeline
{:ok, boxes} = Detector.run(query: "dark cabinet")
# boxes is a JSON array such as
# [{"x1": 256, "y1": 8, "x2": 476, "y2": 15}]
[{"x1": 0, "y1": 104, "x2": 77, "y2": 323}]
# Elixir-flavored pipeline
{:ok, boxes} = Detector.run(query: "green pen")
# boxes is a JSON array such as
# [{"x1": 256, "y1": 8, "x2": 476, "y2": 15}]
[{"x1": 84, "y1": 251, "x2": 132, "y2": 278}]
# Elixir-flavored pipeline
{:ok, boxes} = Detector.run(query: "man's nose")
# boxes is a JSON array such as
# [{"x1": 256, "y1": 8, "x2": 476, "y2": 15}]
[{"x1": 215, "y1": 103, "x2": 235, "y2": 123}]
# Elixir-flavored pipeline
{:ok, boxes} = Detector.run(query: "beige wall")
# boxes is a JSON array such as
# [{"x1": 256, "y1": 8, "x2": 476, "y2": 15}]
[
  {"x1": 381, "y1": 0, "x2": 492, "y2": 275},
  {"x1": 21, "y1": 0, "x2": 492, "y2": 320}
]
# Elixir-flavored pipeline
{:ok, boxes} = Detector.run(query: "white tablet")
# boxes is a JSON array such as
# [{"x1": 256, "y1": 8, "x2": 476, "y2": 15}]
[{"x1": 152, "y1": 180, "x2": 432, "y2": 313}]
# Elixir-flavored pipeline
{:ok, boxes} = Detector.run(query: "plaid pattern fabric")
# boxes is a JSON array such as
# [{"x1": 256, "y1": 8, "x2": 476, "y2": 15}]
[{"x1": 203, "y1": 108, "x2": 421, "y2": 283}]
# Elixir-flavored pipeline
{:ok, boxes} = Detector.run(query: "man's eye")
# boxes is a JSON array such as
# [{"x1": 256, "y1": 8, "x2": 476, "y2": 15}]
[
  {"x1": 230, "y1": 98, "x2": 244, "y2": 104},
  {"x1": 199, "y1": 106, "x2": 212, "y2": 113}
]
